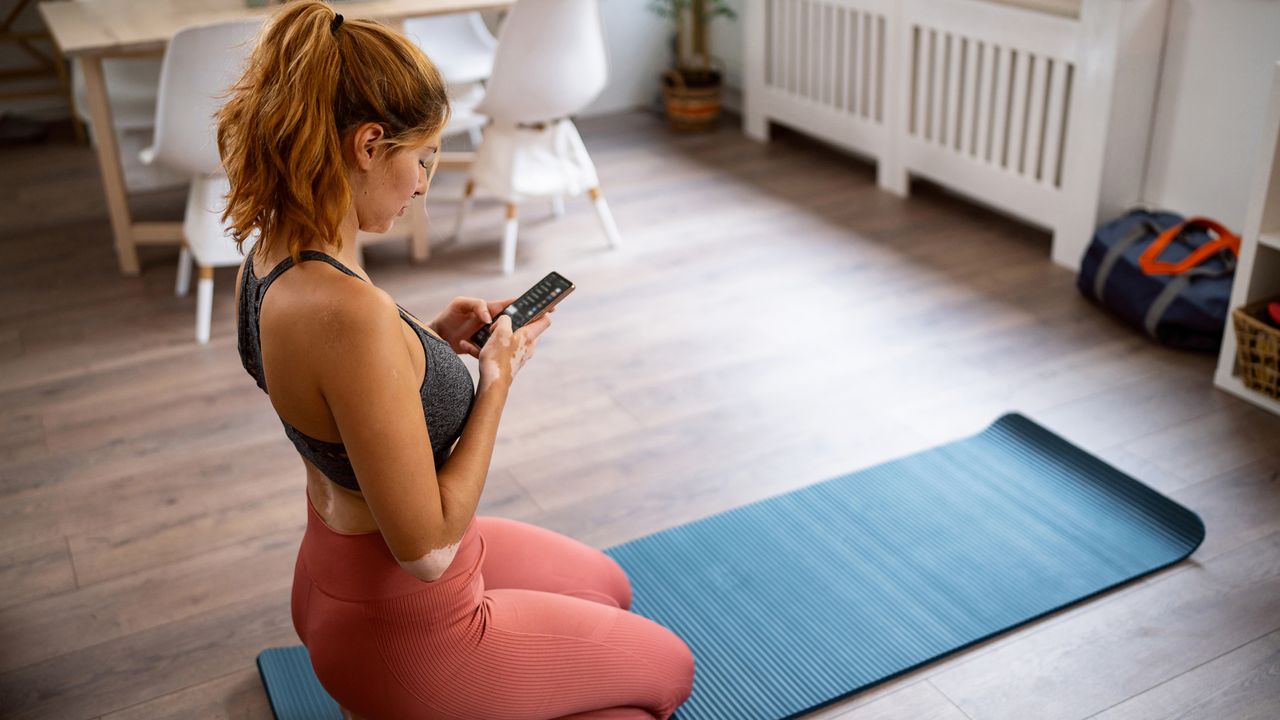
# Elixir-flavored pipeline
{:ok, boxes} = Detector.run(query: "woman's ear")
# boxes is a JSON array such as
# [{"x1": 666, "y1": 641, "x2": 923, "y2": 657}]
[{"x1": 348, "y1": 122, "x2": 386, "y2": 172}]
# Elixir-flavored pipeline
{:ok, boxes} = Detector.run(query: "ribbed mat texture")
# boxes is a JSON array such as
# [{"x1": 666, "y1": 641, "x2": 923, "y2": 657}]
[
  {"x1": 256, "y1": 646, "x2": 342, "y2": 720},
  {"x1": 604, "y1": 413, "x2": 1204, "y2": 719},
  {"x1": 256, "y1": 413, "x2": 1203, "y2": 720}
]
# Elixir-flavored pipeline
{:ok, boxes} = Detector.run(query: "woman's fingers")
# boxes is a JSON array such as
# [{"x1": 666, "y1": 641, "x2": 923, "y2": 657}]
[
  {"x1": 488, "y1": 296, "x2": 518, "y2": 317},
  {"x1": 520, "y1": 314, "x2": 552, "y2": 341},
  {"x1": 459, "y1": 340, "x2": 481, "y2": 357}
]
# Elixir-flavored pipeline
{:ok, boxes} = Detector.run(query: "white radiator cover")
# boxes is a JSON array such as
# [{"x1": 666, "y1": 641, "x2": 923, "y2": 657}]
[{"x1": 744, "y1": 0, "x2": 1169, "y2": 271}]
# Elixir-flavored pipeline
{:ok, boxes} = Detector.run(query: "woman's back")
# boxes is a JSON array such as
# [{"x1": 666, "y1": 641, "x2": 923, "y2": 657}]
[{"x1": 236, "y1": 248, "x2": 474, "y2": 491}]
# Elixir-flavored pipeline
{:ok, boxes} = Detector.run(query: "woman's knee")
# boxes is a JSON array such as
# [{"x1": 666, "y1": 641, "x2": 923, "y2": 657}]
[
  {"x1": 644, "y1": 624, "x2": 695, "y2": 714},
  {"x1": 552, "y1": 708, "x2": 656, "y2": 720},
  {"x1": 555, "y1": 553, "x2": 633, "y2": 610},
  {"x1": 598, "y1": 554, "x2": 633, "y2": 610},
  {"x1": 667, "y1": 637, "x2": 695, "y2": 711},
  {"x1": 478, "y1": 515, "x2": 634, "y2": 609}
]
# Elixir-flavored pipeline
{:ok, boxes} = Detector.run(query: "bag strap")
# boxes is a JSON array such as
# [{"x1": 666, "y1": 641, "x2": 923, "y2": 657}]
[
  {"x1": 1094, "y1": 219, "x2": 1160, "y2": 302},
  {"x1": 1139, "y1": 217, "x2": 1240, "y2": 276},
  {"x1": 1143, "y1": 259, "x2": 1237, "y2": 339}
]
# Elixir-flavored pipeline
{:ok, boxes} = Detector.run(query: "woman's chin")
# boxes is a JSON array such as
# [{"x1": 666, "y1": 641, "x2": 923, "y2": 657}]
[{"x1": 361, "y1": 219, "x2": 396, "y2": 235}]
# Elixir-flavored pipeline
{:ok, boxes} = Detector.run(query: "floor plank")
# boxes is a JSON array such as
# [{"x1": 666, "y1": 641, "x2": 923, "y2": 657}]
[
  {"x1": 928, "y1": 531, "x2": 1280, "y2": 720},
  {"x1": 0, "y1": 529, "x2": 296, "y2": 674},
  {"x1": 0, "y1": 591, "x2": 295, "y2": 720},
  {"x1": 1089, "y1": 630, "x2": 1280, "y2": 720},
  {"x1": 99, "y1": 668, "x2": 271, "y2": 720},
  {"x1": 830, "y1": 681, "x2": 970, "y2": 720},
  {"x1": 0, "y1": 538, "x2": 77, "y2": 611}
]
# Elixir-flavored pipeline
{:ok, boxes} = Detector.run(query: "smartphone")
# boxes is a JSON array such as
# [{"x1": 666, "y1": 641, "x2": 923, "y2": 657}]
[{"x1": 470, "y1": 271, "x2": 575, "y2": 348}]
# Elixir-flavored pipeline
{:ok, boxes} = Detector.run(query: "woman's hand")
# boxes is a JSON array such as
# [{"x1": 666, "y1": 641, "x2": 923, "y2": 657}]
[
  {"x1": 478, "y1": 312, "x2": 551, "y2": 391},
  {"x1": 430, "y1": 296, "x2": 516, "y2": 357}
]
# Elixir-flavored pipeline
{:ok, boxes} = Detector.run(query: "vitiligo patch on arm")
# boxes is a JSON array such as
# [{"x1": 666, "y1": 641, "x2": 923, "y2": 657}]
[{"x1": 398, "y1": 540, "x2": 462, "y2": 582}]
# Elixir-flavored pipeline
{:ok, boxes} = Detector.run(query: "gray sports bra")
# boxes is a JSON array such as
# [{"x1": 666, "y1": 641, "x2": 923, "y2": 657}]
[{"x1": 237, "y1": 250, "x2": 475, "y2": 492}]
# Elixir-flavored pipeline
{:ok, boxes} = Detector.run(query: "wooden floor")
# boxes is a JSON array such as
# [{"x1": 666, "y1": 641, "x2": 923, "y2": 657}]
[{"x1": 1, "y1": 110, "x2": 1278, "y2": 720}]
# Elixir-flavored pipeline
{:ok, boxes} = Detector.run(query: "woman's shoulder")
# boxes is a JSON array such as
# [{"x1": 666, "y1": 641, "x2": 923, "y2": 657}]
[
  {"x1": 259, "y1": 259, "x2": 411, "y2": 385},
  {"x1": 255, "y1": 254, "x2": 402, "y2": 344},
  {"x1": 317, "y1": 278, "x2": 400, "y2": 335}
]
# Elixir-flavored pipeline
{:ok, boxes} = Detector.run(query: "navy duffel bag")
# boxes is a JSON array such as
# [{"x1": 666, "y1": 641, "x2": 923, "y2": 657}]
[{"x1": 1078, "y1": 209, "x2": 1240, "y2": 352}]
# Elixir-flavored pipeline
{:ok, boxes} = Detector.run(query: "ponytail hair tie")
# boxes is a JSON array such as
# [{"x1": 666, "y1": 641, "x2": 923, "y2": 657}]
[{"x1": 330, "y1": 14, "x2": 344, "y2": 33}]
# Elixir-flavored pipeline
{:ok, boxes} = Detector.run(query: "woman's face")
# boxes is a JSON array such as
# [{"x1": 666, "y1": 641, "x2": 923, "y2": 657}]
[{"x1": 352, "y1": 131, "x2": 438, "y2": 234}]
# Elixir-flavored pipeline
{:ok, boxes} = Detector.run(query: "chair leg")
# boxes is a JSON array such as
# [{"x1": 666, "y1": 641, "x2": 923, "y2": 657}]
[
  {"x1": 195, "y1": 265, "x2": 214, "y2": 345},
  {"x1": 409, "y1": 200, "x2": 429, "y2": 263},
  {"x1": 501, "y1": 203, "x2": 519, "y2": 275},
  {"x1": 550, "y1": 195, "x2": 566, "y2": 218},
  {"x1": 175, "y1": 245, "x2": 193, "y2": 297},
  {"x1": 588, "y1": 187, "x2": 622, "y2": 248},
  {"x1": 452, "y1": 179, "x2": 475, "y2": 244}
]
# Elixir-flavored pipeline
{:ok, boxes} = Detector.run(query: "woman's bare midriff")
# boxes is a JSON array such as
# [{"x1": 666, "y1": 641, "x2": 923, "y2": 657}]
[{"x1": 305, "y1": 459, "x2": 380, "y2": 533}]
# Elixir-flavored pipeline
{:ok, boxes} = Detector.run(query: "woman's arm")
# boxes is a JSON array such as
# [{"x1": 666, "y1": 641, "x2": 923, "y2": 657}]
[
  {"x1": 437, "y1": 309, "x2": 547, "y2": 536},
  {"x1": 432, "y1": 367, "x2": 507, "y2": 543},
  {"x1": 313, "y1": 283, "x2": 544, "y2": 581}
]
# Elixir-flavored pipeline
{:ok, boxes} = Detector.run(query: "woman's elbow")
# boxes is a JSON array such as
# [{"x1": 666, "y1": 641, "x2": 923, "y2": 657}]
[{"x1": 396, "y1": 541, "x2": 462, "y2": 582}]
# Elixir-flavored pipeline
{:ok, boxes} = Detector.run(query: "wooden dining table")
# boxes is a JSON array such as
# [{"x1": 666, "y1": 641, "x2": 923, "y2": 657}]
[{"x1": 39, "y1": 0, "x2": 505, "y2": 276}]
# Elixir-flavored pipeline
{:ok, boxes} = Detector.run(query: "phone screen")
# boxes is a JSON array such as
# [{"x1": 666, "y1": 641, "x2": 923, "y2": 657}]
[{"x1": 470, "y1": 271, "x2": 574, "y2": 348}]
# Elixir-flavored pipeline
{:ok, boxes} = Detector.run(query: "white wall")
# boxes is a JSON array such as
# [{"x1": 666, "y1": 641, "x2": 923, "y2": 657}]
[
  {"x1": 582, "y1": 0, "x2": 745, "y2": 116},
  {"x1": 1142, "y1": 0, "x2": 1280, "y2": 232},
  {"x1": 582, "y1": 0, "x2": 671, "y2": 116},
  {"x1": 709, "y1": 0, "x2": 747, "y2": 91}
]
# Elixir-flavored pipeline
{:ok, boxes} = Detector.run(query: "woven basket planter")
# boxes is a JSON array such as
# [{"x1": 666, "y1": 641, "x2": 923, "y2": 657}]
[
  {"x1": 662, "y1": 69, "x2": 721, "y2": 132},
  {"x1": 1232, "y1": 297, "x2": 1280, "y2": 399}
]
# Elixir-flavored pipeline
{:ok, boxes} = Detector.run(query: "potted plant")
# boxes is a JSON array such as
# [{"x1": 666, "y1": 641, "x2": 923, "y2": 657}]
[{"x1": 648, "y1": 0, "x2": 736, "y2": 132}]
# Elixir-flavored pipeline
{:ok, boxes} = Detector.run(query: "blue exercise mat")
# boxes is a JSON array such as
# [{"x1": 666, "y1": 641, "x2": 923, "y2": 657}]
[
  {"x1": 256, "y1": 646, "x2": 341, "y2": 720},
  {"x1": 258, "y1": 413, "x2": 1204, "y2": 720}
]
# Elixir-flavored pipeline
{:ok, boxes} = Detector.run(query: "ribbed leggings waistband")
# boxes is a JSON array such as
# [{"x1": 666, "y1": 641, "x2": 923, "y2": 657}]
[{"x1": 298, "y1": 498, "x2": 486, "y2": 608}]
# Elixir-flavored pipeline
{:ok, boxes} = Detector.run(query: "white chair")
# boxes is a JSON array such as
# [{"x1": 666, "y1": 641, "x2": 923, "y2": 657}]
[
  {"x1": 440, "y1": 80, "x2": 488, "y2": 148},
  {"x1": 403, "y1": 13, "x2": 497, "y2": 86},
  {"x1": 403, "y1": 13, "x2": 498, "y2": 147},
  {"x1": 451, "y1": 0, "x2": 622, "y2": 274},
  {"x1": 71, "y1": 57, "x2": 162, "y2": 144},
  {"x1": 141, "y1": 19, "x2": 263, "y2": 344}
]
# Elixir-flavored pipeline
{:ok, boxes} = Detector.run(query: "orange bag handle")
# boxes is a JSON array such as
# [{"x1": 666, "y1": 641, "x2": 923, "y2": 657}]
[{"x1": 1139, "y1": 217, "x2": 1240, "y2": 276}]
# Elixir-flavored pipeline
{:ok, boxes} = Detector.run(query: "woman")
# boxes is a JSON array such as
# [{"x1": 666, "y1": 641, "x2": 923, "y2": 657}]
[{"x1": 219, "y1": 3, "x2": 695, "y2": 718}]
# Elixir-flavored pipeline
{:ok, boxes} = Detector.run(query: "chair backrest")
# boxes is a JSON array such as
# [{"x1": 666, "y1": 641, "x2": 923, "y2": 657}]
[
  {"x1": 150, "y1": 18, "x2": 263, "y2": 177},
  {"x1": 476, "y1": 0, "x2": 608, "y2": 125},
  {"x1": 403, "y1": 12, "x2": 497, "y2": 86},
  {"x1": 71, "y1": 57, "x2": 163, "y2": 127}
]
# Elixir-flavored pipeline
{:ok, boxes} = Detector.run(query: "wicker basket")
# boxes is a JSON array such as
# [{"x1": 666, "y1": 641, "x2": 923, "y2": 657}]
[
  {"x1": 662, "y1": 69, "x2": 721, "y2": 132},
  {"x1": 1232, "y1": 297, "x2": 1280, "y2": 399}
]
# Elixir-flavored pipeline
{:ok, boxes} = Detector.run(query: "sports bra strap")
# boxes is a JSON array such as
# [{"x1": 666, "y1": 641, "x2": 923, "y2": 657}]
[{"x1": 258, "y1": 250, "x2": 365, "y2": 296}]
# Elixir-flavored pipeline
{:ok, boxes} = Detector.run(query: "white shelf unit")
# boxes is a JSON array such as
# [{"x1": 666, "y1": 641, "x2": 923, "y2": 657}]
[{"x1": 1213, "y1": 61, "x2": 1280, "y2": 417}]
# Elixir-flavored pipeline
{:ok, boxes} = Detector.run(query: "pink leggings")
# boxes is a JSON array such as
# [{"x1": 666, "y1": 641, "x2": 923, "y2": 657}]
[{"x1": 292, "y1": 499, "x2": 695, "y2": 720}]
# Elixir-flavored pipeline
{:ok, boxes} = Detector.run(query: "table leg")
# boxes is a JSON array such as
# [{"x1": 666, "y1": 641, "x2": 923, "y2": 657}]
[{"x1": 79, "y1": 56, "x2": 139, "y2": 276}]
